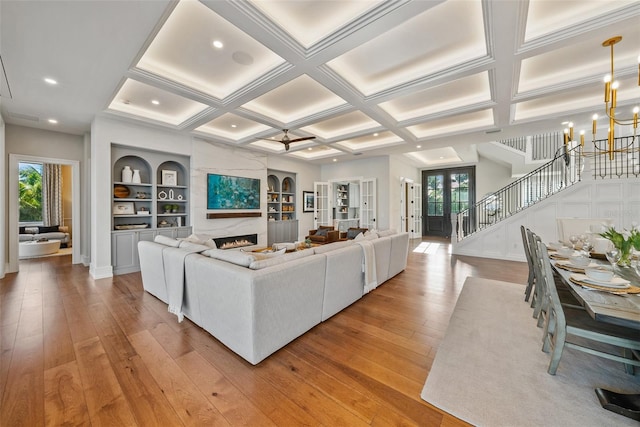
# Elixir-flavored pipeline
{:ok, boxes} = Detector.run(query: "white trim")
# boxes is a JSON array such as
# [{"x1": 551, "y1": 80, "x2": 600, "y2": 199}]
[{"x1": 9, "y1": 154, "x2": 81, "y2": 272}]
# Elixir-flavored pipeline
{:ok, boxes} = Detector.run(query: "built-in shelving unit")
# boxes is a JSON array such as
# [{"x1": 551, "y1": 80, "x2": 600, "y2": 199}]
[
  {"x1": 111, "y1": 146, "x2": 191, "y2": 275},
  {"x1": 267, "y1": 170, "x2": 298, "y2": 246},
  {"x1": 335, "y1": 184, "x2": 349, "y2": 219}
]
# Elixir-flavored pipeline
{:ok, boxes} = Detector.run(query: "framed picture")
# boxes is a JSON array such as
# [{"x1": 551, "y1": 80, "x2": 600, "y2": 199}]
[
  {"x1": 303, "y1": 191, "x2": 315, "y2": 212},
  {"x1": 113, "y1": 202, "x2": 135, "y2": 215},
  {"x1": 161, "y1": 170, "x2": 178, "y2": 186},
  {"x1": 207, "y1": 173, "x2": 260, "y2": 209}
]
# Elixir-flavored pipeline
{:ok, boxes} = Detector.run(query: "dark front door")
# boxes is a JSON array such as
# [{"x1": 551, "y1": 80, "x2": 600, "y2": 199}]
[{"x1": 423, "y1": 167, "x2": 475, "y2": 237}]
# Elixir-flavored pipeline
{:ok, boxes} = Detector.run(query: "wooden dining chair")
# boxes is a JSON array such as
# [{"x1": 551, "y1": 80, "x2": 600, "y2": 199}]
[{"x1": 537, "y1": 242, "x2": 640, "y2": 375}]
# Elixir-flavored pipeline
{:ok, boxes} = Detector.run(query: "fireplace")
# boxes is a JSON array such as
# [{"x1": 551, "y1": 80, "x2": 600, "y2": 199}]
[{"x1": 213, "y1": 234, "x2": 258, "y2": 250}]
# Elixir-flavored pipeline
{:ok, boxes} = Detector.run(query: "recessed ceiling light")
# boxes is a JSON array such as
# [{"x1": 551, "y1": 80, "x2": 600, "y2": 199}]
[
  {"x1": 561, "y1": 121, "x2": 569, "y2": 125},
  {"x1": 44, "y1": 77, "x2": 57, "y2": 85},
  {"x1": 213, "y1": 40, "x2": 223, "y2": 49},
  {"x1": 373, "y1": 133, "x2": 379, "y2": 137},
  {"x1": 48, "y1": 119, "x2": 58, "y2": 124},
  {"x1": 308, "y1": 147, "x2": 312, "y2": 151},
  {"x1": 416, "y1": 145, "x2": 422, "y2": 149},
  {"x1": 231, "y1": 124, "x2": 237, "y2": 128},
  {"x1": 333, "y1": 158, "x2": 337, "y2": 162},
  {"x1": 151, "y1": 99, "x2": 160, "y2": 105},
  {"x1": 439, "y1": 156, "x2": 444, "y2": 159}
]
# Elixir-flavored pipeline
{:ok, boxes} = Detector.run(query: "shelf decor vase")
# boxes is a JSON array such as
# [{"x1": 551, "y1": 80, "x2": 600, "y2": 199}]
[
  {"x1": 121, "y1": 166, "x2": 133, "y2": 183},
  {"x1": 132, "y1": 169, "x2": 141, "y2": 184}
]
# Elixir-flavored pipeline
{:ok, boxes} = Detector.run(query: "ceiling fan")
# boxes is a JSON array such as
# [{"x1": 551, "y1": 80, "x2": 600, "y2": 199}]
[{"x1": 256, "y1": 129, "x2": 315, "y2": 151}]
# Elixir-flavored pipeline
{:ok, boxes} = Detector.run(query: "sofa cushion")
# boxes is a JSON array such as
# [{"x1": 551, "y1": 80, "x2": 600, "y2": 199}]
[
  {"x1": 313, "y1": 240, "x2": 353, "y2": 254},
  {"x1": 23, "y1": 226, "x2": 39, "y2": 234},
  {"x1": 353, "y1": 232, "x2": 365, "y2": 241},
  {"x1": 203, "y1": 249, "x2": 255, "y2": 267},
  {"x1": 249, "y1": 249, "x2": 312, "y2": 270},
  {"x1": 154, "y1": 235, "x2": 181, "y2": 247},
  {"x1": 38, "y1": 225, "x2": 59, "y2": 233},
  {"x1": 377, "y1": 229, "x2": 397, "y2": 237}
]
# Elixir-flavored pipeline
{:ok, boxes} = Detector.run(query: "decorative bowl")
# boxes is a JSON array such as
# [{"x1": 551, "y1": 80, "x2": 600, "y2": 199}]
[
  {"x1": 584, "y1": 268, "x2": 614, "y2": 282},
  {"x1": 569, "y1": 255, "x2": 591, "y2": 268},
  {"x1": 557, "y1": 247, "x2": 574, "y2": 257}
]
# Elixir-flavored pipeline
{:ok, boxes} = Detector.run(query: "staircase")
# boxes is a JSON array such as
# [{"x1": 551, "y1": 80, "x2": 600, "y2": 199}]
[
  {"x1": 454, "y1": 135, "x2": 640, "y2": 245},
  {"x1": 477, "y1": 132, "x2": 564, "y2": 177}
]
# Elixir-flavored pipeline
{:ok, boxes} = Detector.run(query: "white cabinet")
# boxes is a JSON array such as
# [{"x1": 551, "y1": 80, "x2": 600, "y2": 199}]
[
  {"x1": 267, "y1": 220, "x2": 299, "y2": 247},
  {"x1": 111, "y1": 227, "x2": 191, "y2": 275},
  {"x1": 267, "y1": 170, "x2": 297, "y2": 244}
]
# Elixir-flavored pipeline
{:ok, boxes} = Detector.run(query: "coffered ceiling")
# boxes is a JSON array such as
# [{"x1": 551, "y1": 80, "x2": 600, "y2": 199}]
[{"x1": 1, "y1": 0, "x2": 639, "y2": 166}]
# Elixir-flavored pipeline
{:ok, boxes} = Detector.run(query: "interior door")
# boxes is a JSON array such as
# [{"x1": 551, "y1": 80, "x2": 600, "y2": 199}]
[
  {"x1": 360, "y1": 178, "x2": 376, "y2": 230},
  {"x1": 412, "y1": 182, "x2": 422, "y2": 238},
  {"x1": 313, "y1": 181, "x2": 330, "y2": 228}
]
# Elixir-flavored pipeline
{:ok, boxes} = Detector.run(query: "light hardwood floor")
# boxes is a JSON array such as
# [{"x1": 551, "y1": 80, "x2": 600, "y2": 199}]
[{"x1": 1, "y1": 237, "x2": 527, "y2": 426}]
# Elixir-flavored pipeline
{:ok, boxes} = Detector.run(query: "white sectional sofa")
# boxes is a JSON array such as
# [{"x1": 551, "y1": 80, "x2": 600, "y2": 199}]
[{"x1": 138, "y1": 230, "x2": 410, "y2": 365}]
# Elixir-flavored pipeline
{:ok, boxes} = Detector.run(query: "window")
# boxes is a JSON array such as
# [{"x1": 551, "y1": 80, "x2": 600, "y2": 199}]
[{"x1": 19, "y1": 162, "x2": 43, "y2": 223}]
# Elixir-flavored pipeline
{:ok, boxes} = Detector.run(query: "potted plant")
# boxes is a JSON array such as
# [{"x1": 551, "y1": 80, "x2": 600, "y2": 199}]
[
  {"x1": 163, "y1": 204, "x2": 173, "y2": 214},
  {"x1": 171, "y1": 204, "x2": 179, "y2": 213}
]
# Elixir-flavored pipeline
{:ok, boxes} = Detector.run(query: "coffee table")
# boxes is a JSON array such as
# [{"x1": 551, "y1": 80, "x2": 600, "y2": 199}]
[{"x1": 19, "y1": 239, "x2": 61, "y2": 258}]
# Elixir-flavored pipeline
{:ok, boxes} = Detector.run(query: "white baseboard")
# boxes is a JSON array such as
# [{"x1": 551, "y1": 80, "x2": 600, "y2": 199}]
[{"x1": 89, "y1": 264, "x2": 113, "y2": 279}]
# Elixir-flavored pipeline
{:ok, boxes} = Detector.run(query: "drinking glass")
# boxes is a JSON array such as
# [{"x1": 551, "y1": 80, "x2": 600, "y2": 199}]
[
  {"x1": 569, "y1": 234, "x2": 579, "y2": 249},
  {"x1": 605, "y1": 248, "x2": 620, "y2": 267},
  {"x1": 580, "y1": 235, "x2": 592, "y2": 255}
]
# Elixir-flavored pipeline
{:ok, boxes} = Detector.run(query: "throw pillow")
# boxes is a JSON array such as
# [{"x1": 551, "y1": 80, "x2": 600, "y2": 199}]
[
  {"x1": 19, "y1": 226, "x2": 26, "y2": 234},
  {"x1": 38, "y1": 225, "x2": 59, "y2": 233},
  {"x1": 179, "y1": 233, "x2": 217, "y2": 248},
  {"x1": 378, "y1": 229, "x2": 397, "y2": 237},
  {"x1": 154, "y1": 235, "x2": 181, "y2": 247},
  {"x1": 353, "y1": 232, "x2": 365, "y2": 241},
  {"x1": 315, "y1": 228, "x2": 329, "y2": 237},
  {"x1": 25, "y1": 226, "x2": 39, "y2": 234},
  {"x1": 204, "y1": 249, "x2": 255, "y2": 267}
]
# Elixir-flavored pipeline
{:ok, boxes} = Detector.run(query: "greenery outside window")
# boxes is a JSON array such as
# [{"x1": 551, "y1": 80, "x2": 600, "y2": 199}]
[{"x1": 19, "y1": 162, "x2": 43, "y2": 223}]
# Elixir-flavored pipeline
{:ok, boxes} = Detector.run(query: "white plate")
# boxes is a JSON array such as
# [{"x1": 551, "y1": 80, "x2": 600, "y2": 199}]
[
  {"x1": 570, "y1": 273, "x2": 631, "y2": 289},
  {"x1": 557, "y1": 260, "x2": 597, "y2": 269}
]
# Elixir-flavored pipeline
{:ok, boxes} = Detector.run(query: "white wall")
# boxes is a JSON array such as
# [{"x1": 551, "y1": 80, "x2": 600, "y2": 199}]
[
  {"x1": 191, "y1": 139, "x2": 269, "y2": 245},
  {"x1": 389, "y1": 154, "x2": 420, "y2": 232},
  {"x1": 475, "y1": 154, "x2": 513, "y2": 199},
  {"x1": 90, "y1": 117, "x2": 193, "y2": 278},
  {"x1": 0, "y1": 115, "x2": 5, "y2": 278},
  {"x1": 453, "y1": 176, "x2": 640, "y2": 261}
]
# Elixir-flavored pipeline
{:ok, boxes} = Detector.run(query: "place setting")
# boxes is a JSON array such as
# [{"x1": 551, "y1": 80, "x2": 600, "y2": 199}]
[{"x1": 569, "y1": 268, "x2": 640, "y2": 295}]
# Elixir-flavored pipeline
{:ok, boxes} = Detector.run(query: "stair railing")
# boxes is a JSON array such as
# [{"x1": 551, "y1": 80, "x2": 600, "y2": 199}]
[
  {"x1": 453, "y1": 144, "x2": 583, "y2": 241},
  {"x1": 454, "y1": 134, "x2": 640, "y2": 241}
]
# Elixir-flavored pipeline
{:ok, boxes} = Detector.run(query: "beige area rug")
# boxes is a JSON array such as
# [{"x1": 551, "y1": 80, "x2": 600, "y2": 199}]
[{"x1": 421, "y1": 277, "x2": 640, "y2": 427}]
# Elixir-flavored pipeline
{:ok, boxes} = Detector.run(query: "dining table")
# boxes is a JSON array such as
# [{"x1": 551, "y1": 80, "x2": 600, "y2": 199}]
[{"x1": 550, "y1": 253, "x2": 640, "y2": 330}]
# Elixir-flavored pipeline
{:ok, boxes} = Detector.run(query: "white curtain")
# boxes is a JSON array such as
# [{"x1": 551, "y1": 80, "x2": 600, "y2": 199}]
[{"x1": 42, "y1": 163, "x2": 63, "y2": 227}]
